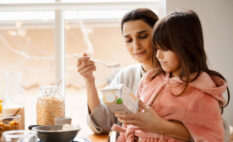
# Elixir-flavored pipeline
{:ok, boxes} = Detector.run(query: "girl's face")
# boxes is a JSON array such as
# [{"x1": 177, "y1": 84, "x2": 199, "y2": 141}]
[
  {"x1": 122, "y1": 20, "x2": 153, "y2": 65},
  {"x1": 156, "y1": 45, "x2": 181, "y2": 77}
]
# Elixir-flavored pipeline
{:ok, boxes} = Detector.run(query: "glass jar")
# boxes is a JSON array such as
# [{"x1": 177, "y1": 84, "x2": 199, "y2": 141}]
[
  {"x1": 2, "y1": 72, "x2": 25, "y2": 130},
  {"x1": 36, "y1": 86, "x2": 65, "y2": 125}
]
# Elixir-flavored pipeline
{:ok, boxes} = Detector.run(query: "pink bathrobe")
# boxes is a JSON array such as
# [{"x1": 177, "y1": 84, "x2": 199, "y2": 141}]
[{"x1": 112, "y1": 70, "x2": 227, "y2": 142}]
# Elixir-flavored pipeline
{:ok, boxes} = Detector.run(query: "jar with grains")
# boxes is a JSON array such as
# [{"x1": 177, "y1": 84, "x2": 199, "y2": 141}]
[{"x1": 36, "y1": 86, "x2": 65, "y2": 125}]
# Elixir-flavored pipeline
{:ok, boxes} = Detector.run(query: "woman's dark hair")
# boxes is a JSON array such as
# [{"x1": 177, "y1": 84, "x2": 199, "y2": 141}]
[
  {"x1": 121, "y1": 8, "x2": 159, "y2": 31},
  {"x1": 152, "y1": 9, "x2": 230, "y2": 110}
]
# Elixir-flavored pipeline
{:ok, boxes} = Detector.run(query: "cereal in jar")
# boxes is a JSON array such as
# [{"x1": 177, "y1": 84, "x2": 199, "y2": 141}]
[{"x1": 36, "y1": 86, "x2": 65, "y2": 125}]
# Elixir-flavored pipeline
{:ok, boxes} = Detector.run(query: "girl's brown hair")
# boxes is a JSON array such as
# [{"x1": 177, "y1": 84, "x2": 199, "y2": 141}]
[{"x1": 152, "y1": 10, "x2": 230, "y2": 109}]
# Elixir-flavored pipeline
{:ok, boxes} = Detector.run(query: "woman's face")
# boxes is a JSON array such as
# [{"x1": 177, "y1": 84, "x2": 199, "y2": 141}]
[
  {"x1": 122, "y1": 20, "x2": 153, "y2": 65},
  {"x1": 156, "y1": 45, "x2": 181, "y2": 77}
]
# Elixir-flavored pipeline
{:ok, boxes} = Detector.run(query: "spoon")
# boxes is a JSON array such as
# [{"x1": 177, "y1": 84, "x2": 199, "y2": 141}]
[
  {"x1": 74, "y1": 55, "x2": 120, "y2": 68},
  {"x1": 92, "y1": 58, "x2": 120, "y2": 68},
  {"x1": 2, "y1": 108, "x2": 20, "y2": 124}
]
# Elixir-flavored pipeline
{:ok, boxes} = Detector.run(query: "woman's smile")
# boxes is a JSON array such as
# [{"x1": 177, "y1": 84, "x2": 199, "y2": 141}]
[
  {"x1": 134, "y1": 50, "x2": 146, "y2": 57},
  {"x1": 159, "y1": 61, "x2": 167, "y2": 65}
]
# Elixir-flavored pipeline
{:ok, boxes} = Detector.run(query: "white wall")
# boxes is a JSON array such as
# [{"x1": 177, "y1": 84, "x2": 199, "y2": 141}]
[{"x1": 166, "y1": 0, "x2": 233, "y2": 125}]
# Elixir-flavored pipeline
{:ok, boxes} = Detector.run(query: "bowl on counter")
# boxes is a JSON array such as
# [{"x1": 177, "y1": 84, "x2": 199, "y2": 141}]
[
  {"x1": 0, "y1": 115, "x2": 20, "y2": 137},
  {"x1": 29, "y1": 124, "x2": 81, "y2": 142}
]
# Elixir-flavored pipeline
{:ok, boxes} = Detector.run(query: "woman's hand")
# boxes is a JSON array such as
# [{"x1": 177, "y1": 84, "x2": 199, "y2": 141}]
[
  {"x1": 115, "y1": 100, "x2": 166, "y2": 133},
  {"x1": 77, "y1": 53, "x2": 96, "y2": 82}
]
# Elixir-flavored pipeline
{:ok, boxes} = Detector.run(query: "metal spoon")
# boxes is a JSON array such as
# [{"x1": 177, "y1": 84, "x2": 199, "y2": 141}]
[
  {"x1": 74, "y1": 55, "x2": 120, "y2": 68},
  {"x1": 92, "y1": 58, "x2": 120, "y2": 68},
  {"x1": 2, "y1": 108, "x2": 20, "y2": 124}
]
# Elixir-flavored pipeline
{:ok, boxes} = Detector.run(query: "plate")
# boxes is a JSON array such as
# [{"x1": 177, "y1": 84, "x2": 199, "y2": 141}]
[{"x1": 74, "y1": 137, "x2": 91, "y2": 142}]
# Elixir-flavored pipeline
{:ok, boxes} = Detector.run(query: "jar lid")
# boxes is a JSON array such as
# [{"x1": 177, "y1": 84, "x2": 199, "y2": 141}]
[{"x1": 40, "y1": 86, "x2": 61, "y2": 96}]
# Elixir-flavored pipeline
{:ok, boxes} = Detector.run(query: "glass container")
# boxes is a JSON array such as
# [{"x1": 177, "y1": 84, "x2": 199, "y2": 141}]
[
  {"x1": 36, "y1": 86, "x2": 65, "y2": 125},
  {"x1": 0, "y1": 114, "x2": 20, "y2": 137},
  {"x1": 2, "y1": 72, "x2": 25, "y2": 130}
]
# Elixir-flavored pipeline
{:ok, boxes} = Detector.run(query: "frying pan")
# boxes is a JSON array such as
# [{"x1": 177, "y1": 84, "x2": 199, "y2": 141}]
[{"x1": 29, "y1": 124, "x2": 81, "y2": 142}]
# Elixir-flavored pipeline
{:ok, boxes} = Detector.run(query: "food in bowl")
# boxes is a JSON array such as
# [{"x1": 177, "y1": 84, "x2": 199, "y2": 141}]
[
  {"x1": 3, "y1": 106, "x2": 25, "y2": 129},
  {"x1": 0, "y1": 115, "x2": 20, "y2": 137},
  {"x1": 61, "y1": 124, "x2": 74, "y2": 131}
]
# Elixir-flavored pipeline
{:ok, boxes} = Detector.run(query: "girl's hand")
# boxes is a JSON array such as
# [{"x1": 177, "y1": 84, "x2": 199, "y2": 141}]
[
  {"x1": 115, "y1": 100, "x2": 166, "y2": 133},
  {"x1": 116, "y1": 101, "x2": 191, "y2": 141},
  {"x1": 77, "y1": 53, "x2": 96, "y2": 82}
]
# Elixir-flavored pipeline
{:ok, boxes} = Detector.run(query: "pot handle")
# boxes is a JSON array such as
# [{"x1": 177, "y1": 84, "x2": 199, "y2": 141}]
[{"x1": 28, "y1": 125, "x2": 41, "y2": 130}]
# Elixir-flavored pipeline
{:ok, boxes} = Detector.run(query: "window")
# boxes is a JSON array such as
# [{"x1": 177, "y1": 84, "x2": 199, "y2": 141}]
[
  {"x1": 0, "y1": 0, "x2": 165, "y2": 131},
  {"x1": 0, "y1": 0, "x2": 165, "y2": 90}
]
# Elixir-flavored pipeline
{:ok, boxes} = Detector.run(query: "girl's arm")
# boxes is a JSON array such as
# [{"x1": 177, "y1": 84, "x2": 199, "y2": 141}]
[
  {"x1": 116, "y1": 101, "x2": 191, "y2": 141},
  {"x1": 159, "y1": 119, "x2": 191, "y2": 141}
]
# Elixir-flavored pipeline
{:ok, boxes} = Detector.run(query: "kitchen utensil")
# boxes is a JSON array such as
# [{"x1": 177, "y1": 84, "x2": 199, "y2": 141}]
[
  {"x1": 92, "y1": 58, "x2": 120, "y2": 68},
  {"x1": 2, "y1": 108, "x2": 20, "y2": 124},
  {"x1": 74, "y1": 55, "x2": 120, "y2": 68},
  {"x1": 29, "y1": 124, "x2": 81, "y2": 142}
]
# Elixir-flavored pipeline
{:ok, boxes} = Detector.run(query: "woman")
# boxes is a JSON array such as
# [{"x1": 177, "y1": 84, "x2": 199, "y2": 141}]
[{"x1": 77, "y1": 8, "x2": 191, "y2": 141}]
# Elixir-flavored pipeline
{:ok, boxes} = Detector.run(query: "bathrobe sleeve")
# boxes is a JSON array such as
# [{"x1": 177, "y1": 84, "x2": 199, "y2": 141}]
[{"x1": 183, "y1": 93, "x2": 225, "y2": 142}]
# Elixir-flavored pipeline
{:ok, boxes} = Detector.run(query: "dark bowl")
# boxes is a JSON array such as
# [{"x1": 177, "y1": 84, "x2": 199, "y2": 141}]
[{"x1": 31, "y1": 125, "x2": 81, "y2": 142}]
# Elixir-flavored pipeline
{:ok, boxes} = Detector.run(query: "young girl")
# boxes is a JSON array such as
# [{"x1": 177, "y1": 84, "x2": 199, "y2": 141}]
[{"x1": 114, "y1": 9, "x2": 230, "y2": 142}]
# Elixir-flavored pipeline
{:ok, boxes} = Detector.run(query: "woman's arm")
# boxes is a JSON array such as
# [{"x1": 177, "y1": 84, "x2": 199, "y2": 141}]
[
  {"x1": 116, "y1": 101, "x2": 191, "y2": 141},
  {"x1": 78, "y1": 54, "x2": 117, "y2": 134},
  {"x1": 85, "y1": 80, "x2": 100, "y2": 112},
  {"x1": 77, "y1": 53, "x2": 99, "y2": 113}
]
